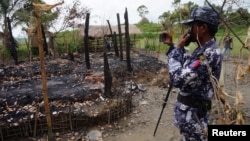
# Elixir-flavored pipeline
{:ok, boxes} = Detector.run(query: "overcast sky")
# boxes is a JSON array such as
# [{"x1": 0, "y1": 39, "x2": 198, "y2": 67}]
[
  {"x1": 45, "y1": 0, "x2": 206, "y2": 25},
  {"x1": 14, "y1": 0, "x2": 225, "y2": 37}
]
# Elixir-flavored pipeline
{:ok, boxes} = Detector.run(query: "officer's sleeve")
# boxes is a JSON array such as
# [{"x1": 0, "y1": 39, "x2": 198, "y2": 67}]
[{"x1": 167, "y1": 47, "x2": 201, "y2": 88}]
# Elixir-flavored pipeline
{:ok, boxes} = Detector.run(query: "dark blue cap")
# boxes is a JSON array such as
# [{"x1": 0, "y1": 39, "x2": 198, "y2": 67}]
[{"x1": 181, "y1": 6, "x2": 220, "y2": 26}]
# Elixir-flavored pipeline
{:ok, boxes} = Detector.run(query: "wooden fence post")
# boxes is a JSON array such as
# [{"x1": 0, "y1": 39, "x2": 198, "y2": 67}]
[
  {"x1": 124, "y1": 8, "x2": 132, "y2": 72},
  {"x1": 33, "y1": 1, "x2": 54, "y2": 140},
  {"x1": 84, "y1": 13, "x2": 91, "y2": 69},
  {"x1": 117, "y1": 13, "x2": 123, "y2": 61}
]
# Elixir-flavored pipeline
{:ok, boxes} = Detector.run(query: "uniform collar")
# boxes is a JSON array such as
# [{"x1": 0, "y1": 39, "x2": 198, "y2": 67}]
[{"x1": 200, "y1": 38, "x2": 215, "y2": 49}]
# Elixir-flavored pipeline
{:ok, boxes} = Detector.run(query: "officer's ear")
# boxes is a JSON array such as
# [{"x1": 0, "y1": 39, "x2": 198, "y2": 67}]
[{"x1": 199, "y1": 23, "x2": 207, "y2": 33}]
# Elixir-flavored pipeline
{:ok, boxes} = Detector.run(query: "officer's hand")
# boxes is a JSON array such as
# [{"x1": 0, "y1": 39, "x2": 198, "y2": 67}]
[
  {"x1": 176, "y1": 33, "x2": 190, "y2": 48},
  {"x1": 162, "y1": 32, "x2": 174, "y2": 47}
]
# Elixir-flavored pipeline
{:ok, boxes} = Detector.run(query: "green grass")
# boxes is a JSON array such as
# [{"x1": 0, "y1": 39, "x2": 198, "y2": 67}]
[
  {"x1": 1, "y1": 23, "x2": 249, "y2": 62},
  {"x1": 135, "y1": 23, "x2": 163, "y2": 33},
  {"x1": 135, "y1": 23, "x2": 249, "y2": 59}
]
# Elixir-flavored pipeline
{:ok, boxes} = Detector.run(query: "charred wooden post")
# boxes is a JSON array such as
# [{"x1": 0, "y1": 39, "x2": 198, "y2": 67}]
[
  {"x1": 124, "y1": 8, "x2": 133, "y2": 72},
  {"x1": 0, "y1": 127, "x2": 3, "y2": 141},
  {"x1": 107, "y1": 20, "x2": 119, "y2": 57},
  {"x1": 113, "y1": 33, "x2": 119, "y2": 56},
  {"x1": 106, "y1": 20, "x2": 113, "y2": 50},
  {"x1": 104, "y1": 52, "x2": 112, "y2": 98},
  {"x1": 103, "y1": 36, "x2": 107, "y2": 51},
  {"x1": 117, "y1": 13, "x2": 123, "y2": 61},
  {"x1": 41, "y1": 24, "x2": 48, "y2": 55},
  {"x1": 84, "y1": 13, "x2": 91, "y2": 69},
  {"x1": 48, "y1": 35, "x2": 56, "y2": 57},
  {"x1": 33, "y1": 1, "x2": 54, "y2": 140},
  {"x1": 6, "y1": 17, "x2": 18, "y2": 65},
  {"x1": 113, "y1": 32, "x2": 118, "y2": 55},
  {"x1": 107, "y1": 20, "x2": 113, "y2": 35}
]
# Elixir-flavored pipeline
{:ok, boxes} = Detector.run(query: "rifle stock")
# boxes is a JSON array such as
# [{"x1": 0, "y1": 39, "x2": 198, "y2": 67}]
[{"x1": 153, "y1": 83, "x2": 173, "y2": 136}]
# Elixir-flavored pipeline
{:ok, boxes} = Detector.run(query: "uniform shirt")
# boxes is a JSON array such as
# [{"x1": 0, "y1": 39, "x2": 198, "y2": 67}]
[{"x1": 166, "y1": 39, "x2": 223, "y2": 100}]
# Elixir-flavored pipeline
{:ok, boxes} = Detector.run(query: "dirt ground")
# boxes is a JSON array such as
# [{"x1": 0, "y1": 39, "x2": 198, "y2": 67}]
[
  {"x1": 2, "y1": 52, "x2": 250, "y2": 141},
  {"x1": 53, "y1": 55, "x2": 250, "y2": 141},
  {"x1": 102, "y1": 56, "x2": 250, "y2": 141}
]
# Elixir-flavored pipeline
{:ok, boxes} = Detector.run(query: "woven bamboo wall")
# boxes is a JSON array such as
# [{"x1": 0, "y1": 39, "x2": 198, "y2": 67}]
[{"x1": 0, "y1": 97, "x2": 133, "y2": 141}]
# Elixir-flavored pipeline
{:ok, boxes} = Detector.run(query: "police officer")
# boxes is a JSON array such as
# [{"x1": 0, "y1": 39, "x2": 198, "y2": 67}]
[{"x1": 161, "y1": 6, "x2": 222, "y2": 141}]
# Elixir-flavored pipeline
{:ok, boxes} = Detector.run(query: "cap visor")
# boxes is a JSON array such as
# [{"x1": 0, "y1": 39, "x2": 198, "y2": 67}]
[{"x1": 180, "y1": 19, "x2": 194, "y2": 25}]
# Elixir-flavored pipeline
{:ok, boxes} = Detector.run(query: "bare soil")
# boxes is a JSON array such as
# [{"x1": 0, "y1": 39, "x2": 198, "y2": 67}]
[{"x1": 103, "y1": 57, "x2": 250, "y2": 141}]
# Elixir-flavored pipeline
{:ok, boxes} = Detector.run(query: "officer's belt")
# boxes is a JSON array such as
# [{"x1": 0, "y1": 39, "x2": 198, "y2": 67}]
[{"x1": 177, "y1": 94, "x2": 211, "y2": 110}]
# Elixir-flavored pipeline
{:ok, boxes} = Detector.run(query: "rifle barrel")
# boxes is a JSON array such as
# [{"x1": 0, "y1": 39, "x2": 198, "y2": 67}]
[{"x1": 153, "y1": 84, "x2": 173, "y2": 136}]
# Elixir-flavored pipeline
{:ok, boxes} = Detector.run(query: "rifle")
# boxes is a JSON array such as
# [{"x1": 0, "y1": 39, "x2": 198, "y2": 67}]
[{"x1": 153, "y1": 83, "x2": 173, "y2": 136}]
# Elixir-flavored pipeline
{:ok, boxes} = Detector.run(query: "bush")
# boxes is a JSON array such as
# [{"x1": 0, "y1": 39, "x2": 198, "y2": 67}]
[{"x1": 139, "y1": 17, "x2": 150, "y2": 24}]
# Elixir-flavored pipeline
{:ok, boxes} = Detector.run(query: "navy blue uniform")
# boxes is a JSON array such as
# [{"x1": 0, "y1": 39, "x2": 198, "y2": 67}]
[{"x1": 166, "y1": 39, "x2": 223, "y2": 141}]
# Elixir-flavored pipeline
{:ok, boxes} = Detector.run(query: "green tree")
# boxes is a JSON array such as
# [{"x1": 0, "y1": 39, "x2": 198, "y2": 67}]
[
  {"x1": 137, "y1": 5, "x2": 149, "y2": 18},
  {"x1": 159, "y1": 1, "x2": 196, "y2": 32},
  {"x1": 47, "y1": 0, "x2": 90, "y2": 34},
  {"x1": 172, "y1": 0, "x2": 181, "y2": 7},
  {"x1": 0, "y1": 0, "x2": 28, "y2": 48},
  {"x1": 158, "y1": 11, "x2": 171, "y2": 23},
  {"x1": 233, "y1": 8, "x2": 250, "y2": 27},
  {"x1": 137, "y1": 5, "x2": 150, "y2": 23},
  {"x1": 11, "y1": 0, "x2": 90, "y2": 57}
]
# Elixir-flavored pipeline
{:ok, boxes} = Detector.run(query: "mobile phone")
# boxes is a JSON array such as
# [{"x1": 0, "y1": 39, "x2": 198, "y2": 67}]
[
  {"x1": 184, "y1": 27, "x2": 192, "y2": 46},
  {"x1": 159, "y1": 33, "x2": 167, "y2": 42}
]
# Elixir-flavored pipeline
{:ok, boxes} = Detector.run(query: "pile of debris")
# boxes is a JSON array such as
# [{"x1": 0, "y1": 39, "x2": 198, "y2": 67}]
[{"x1": 0, "y1": 51, "x2": 169, "y2": 140}]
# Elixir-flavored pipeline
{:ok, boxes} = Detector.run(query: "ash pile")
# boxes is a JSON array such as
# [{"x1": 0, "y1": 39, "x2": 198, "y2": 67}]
[{"x1": 0, "y1": 50, "x2": 169, "y2": 140}]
